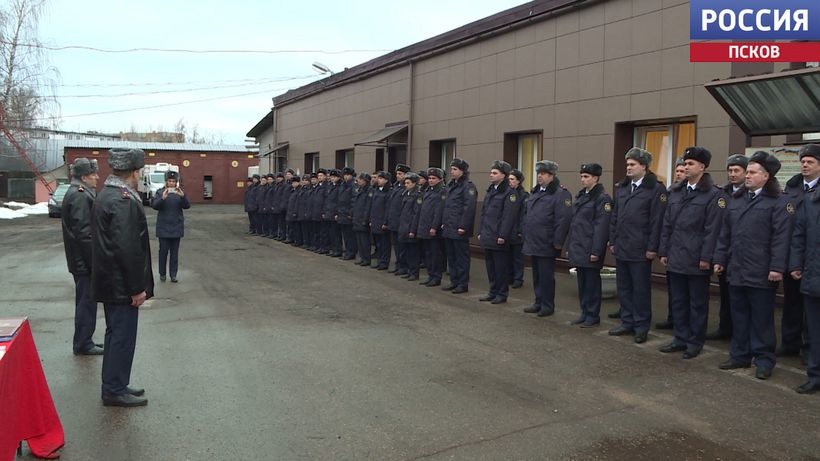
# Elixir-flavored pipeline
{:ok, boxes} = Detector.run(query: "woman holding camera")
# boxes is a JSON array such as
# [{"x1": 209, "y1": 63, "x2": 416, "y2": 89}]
[{"x1": 151, "y1": 170, "x2": 190, "y2": 282}]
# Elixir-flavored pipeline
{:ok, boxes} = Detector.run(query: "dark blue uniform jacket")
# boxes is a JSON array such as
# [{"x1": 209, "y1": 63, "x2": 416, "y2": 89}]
[
  {"x1": 398, "y1": 187, "x2": 421, "y2": 242},
  {"x1": 522, "y1": 178, "x2": 572, "y2": 258},
  {"x1": 609, "y1": 172, "x2": 667, "y2": 262},
  {"x1": 478, "y1": 180, "x2": 519, "y2": 250},
  {"x1": 442, "y1": 176, "x2": 478, "y2": 239},
  {"x1": 417, "y1": 183, "x2": 446, "y2": 239},
  {"x1": 567, "y1": 184, "x2": 612, "y2": 268},
  {"x1": 151, "y1": 187, "x2": 190, "y2": 239},
  {"x1": 789, "y1": 190, "x2": 820, "y2": 297},
  {"x1": 352, "y1": 184, "x2": 372, "y2": 232},
  {"x1": 369, "y1": 185, "x2": 391, "y2": 234}
]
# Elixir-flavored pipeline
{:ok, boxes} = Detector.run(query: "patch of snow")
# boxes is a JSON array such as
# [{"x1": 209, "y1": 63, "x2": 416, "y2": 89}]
[
  {"x1": 0, "y1": 207, "x2": 27, "y2": 219},
  {"x1": 18, "y1": 202, "x2": 49, "y2": 215},
  {"x1": 3, "y1": 201, "x2": 31, "y2": 209}
]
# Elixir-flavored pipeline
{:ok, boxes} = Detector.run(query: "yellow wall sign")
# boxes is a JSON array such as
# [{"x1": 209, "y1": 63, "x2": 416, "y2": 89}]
[
  {"x1": 148, "y1": 152, "x2": 156, "y2": 157},
  {"x1": 231, "y1": 160, "x2": 239, "y2": 168},
  {"x1": 237, "y1": 181, "x2": 245, "y2": 188},
  {"x1": 199, "y1": 153, "x2": 207, "y2": 158},
  {"x1": 182, "y1": 159, "x2": 191, "y2": 167}
]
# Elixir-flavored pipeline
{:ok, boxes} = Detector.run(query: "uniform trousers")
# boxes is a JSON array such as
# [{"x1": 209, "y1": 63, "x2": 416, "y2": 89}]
[
  {"x1": 247, "y1": 212, "x2": 255, "y2": 232},
  {"x1": 729, "y1": 285, "x2": 776, "y2": 369},
  {"x1": 615, "y1": 259, "x2": 652, "y2": 334},
  {"x1": 374, "y1": 232, "x2": 391, "y2": 268},
  {"x1": 805, "y1": 295, "x2": 820, "y2": 384},
  {"x1": 287, "y1": 220, "x2": 301, "y2": 244},
  {"x1": 576, "y1": 267, "x2": 602, "y2": 324},
  {"x1": 782, "y1": 276, "x2": 808, "y2": 353},
  {"x1": 668, "y1": 272, "x2": 710, "y2": 354},
  {"x1": 72, "y1": 274, "x2": 98, "y2": 353},
  {"x1": 716, "y1": 272, "x2": 733, "y2": 336},
  {"x1": 158, "y1": 238, "x2": 181, "y2": 278},
  {"x1": 328, "y1": 222, "x2": 342, "y2": 254},
  {"x1": 355, "y1": 231, "x2": 372, "y2": 264},
  {"x1": 484, "y1": 249, "x2": 510, "y2": 299},
  {"x1": 260, "y1": 212, "x2": 270, "y2": 235},
  {"x1": 301, "y1": 221, "x2": 313, "y2": 247},
  {"x1": 422, "y1": 239, "x2": 444, "y2": 282},
  {"x1": 445, "y1": 238, "x2": 470, "y2": 289},
  {"x1": 341, "y1": 224, "x2": 357, "y2": 258},
  {"x1": 531, "y1": 256, "x2": 556, "y2": 314},
  {"x1": 102, "y1": 302, "x2": 139, "y2": 396},
  {"x1": 391, "y1": 231, "x2": 407, "y2": 272},
  {"x1": 509, "y1": 243, "x2": 524, "y2": 284},
  {"x1": 400, "y1": 240, "x2": 420, "y2": 277}
]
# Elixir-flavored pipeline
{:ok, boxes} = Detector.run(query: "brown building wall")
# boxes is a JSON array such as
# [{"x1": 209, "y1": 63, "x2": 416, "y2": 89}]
[{"x1": 64, "y1": 147, "x2": 258, "y2": 204}]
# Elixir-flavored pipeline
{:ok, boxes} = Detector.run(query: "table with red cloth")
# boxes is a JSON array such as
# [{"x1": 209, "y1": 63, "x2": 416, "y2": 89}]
[{"x1": 0, "y1": 319, "x2": 64, "y2": 460}]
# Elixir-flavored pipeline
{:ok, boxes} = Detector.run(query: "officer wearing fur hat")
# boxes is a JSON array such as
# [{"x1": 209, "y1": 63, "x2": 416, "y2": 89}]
[
  {"x1": 567, "y1": 163, "x2": 612, "y2": 327},
  {"x1": 713, "y1": 151, "x2": 793, "y2": 380},
  {"x1": 352, "y1": 173, "x2": 374, "y2": 266},
  {"x1": 260, "y1": 174, "x2": 274, "y2": 237},
  {"x1": 285, "y1": 175, "x2": 302, "y2": 245},
  {"x1": 151, "y1": 170, "x2": 190, "y2": 283},
  {"x1": 324, "y1": 169, "x2": 343, "y2": 257},
  {"x1": 417, "y1": 167, "x2": 447, "y2": 286},
  {"x1": 706, "y1": 154, "x2": 749, "y2": 342},
  {"x1": 658, "y1": 146, "x2": 726, "y2": 359},
  {"x1": 780, "y1": 144, "x2": 820, "y2": 361},
  {"x1": 508, "y1": 169, "x2": 529, "y2": 289},
  {"x1": 388, "y1": 164, "x2": 411, "y2": 274},
  {"x1": 311, "y1": 169, "x2": 329, "y2": 253},
  {"x1": 398, "y1": 172, "x2": 423, "y2": 281},
  {"x1": 91, "y1": 148, "x2": 153, "y2": 407},
  {"x1": 370, "y1": 171, "x2": 393, "y2": 270},
  {"x1": 442, "y1": 158, "x2": 477, "y2": 294},
  {"x1": 61, "y1": 157, "x2": 103, "y2": 356},
  {"x1": 254, "y1": 173, "x2": 269, "y2": 235},
  {"x1": 299, "y1": 174, "x2": 316, "y2": 248},
  {"x1": 337, "y1": 167, "x2": 358, "y2": 260},
  {"x1": 478, "y1": 160, "x2": 519, "y2": 304},
  {"x1": 244, "y1": 175, "x2": 260, "y2": 234},
  {"x1": 522, "y1": 160, "x2": 572, "y2": 317},
  {"x1": 608, "y1": 148, "x2": 667, "y2": 342},
  {"x1": 654, "y1": 158, "x2": 688, "y2": 330}
]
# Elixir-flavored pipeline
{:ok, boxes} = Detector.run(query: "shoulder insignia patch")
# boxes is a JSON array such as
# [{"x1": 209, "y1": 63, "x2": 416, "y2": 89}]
[
  {"x1": 77, "y1": 186, "x2": 84, "y2": 192},
  {"x1": 717, "y1": 197, "x2": 726, "y2": 209},
  {"x1": 368, "y1": 192, "x2": 373, "y2": 197},
  {"x1": 440, "y1": 193, "x2": 446, "y2": 200},
  {"x1": 786, "y1": 203, "x2": 795, "y2": 215},
  {"x1": 417, "y1": 197, "x2": 423, "y2": 204},
  {"x1": 660, "y1": 193, "x2": 667, "y2": 203},
  {"x1": 564, "y1": 198, "x2": 572, "y2": 207},
  {"x1": 121, "y1": 187, "x2": 130, "y2": 199},
  {"x1": 510, "y1": 194, "x2": 517, "y2": 202},
  {"x1": 604, "y1": 203, "x2": 612, "y2": 212},
  {"x1": 468, "y1": 188, "x2": 476, "y2": 196}
]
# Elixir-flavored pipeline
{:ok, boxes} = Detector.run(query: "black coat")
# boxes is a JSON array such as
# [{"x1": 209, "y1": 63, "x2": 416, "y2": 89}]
[
  {"x1": 609, "y1": 172, "x2": 667, "y2": 262},
  {"x1": 286, "y1": 186, "x2": 300, "y2": 221},
  {"x1": 324, "y1": 181, "x2": 341, "y2": 221},
  {"x1": 478, "y1": 180, "x2": 519, "y2": 250},
  {"x1": 508, "y1": 187, "x2": 529, "y2": 245},
  {"x1": 713, "y1": 184, "x2": 793, "y2": 289},
  {"x1": 352, "y1": 184, "x2": 373, "y2": 232},
  {"x1": 790, "y1": 190, "x2": 820, "y2": 297},
  {"x1": 151, "y1": 187, "x2": 190, "y2": 238},
  {"x1": 61, "y1": 180, "x2": 96, "y2": 275},
  {"x1": 298, "y1": 186, "x2": 313, "y2": 221},
  {"x1": 387, "y1": 182, "x2": 405, "y2": 231},
  {"x1": 273, "y1": 182, "x2": 289, "y2": 214},
  {"x1": 91, "y1": 176, "x2": 154, "y2": 304},
  {"x1": 244, "y1": 183, "x2": 258, "y2": 212},
  {"x1": 369, "y1": 185, "x2": 391, "y2": 234},
  {"x1": 398, "y1": 187, "x2": 421, "y2": 242},
  {"x1": 310, "y1": 181, "x2": 327, "y2": 221},
  {"x1": 337, "y1": 179, "x2": 355, "y2": 225},
  {"x1": 255, "y1": 183, "x2": 267, "y2": 213},
  {"x1": 261, "y1": 183, "x2": 274, "y2": 214},
  {"x1": 416, "y1": 183, "x2": 446, "y2": 239},
  {"x1": 522, "y1": 178, "x2": 572, "y2": 258},
  {"x1": 659, "y1": 173, "x2": 725, "y2": 275},
  {"x1": 567, "y1": 184, "x2": 612, "y2": 268},
  {"x1": 442, "y1": 176, "x2": 478, "y2": 239}
]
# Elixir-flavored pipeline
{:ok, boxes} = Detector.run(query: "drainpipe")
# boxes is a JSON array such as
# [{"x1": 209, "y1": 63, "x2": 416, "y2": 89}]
[{"x1": 407, "y1": 61, "x2": 415, "y2": 167}]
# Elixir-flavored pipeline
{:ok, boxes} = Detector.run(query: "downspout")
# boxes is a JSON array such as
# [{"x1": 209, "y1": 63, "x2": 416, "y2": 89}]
[
  {"x1": 271, "y1": 101, "x2": 278, "y2": 173},
  {"x1": 407, "y1": 60, "x2": 415, "y2": 167}
]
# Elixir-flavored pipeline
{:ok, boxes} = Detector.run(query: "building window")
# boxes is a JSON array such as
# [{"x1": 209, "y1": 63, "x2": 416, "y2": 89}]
[
  {"x1": 304, "y1": 152, "x2": 319, "y2": 174},
  {"x1": 634, "y1": 122, "x2": 696, "y2": 186},
  {"x1": 429, "y1": 139, "x2": 456, "y2": 169},
  {"x1": 375, "y1": 148, "x2": 384, "y2": 172},
  {"x1": 335, "y1": 149, "x2": 354, "y2": 169},
  {"x1": 274, "y1": 148, "x2": 288, "y2": 173}
]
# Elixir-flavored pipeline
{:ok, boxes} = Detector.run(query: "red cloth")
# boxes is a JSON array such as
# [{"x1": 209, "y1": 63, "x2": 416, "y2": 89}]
[{"x1": 0, "y1": 320, "x2": 64, "y2": 460}]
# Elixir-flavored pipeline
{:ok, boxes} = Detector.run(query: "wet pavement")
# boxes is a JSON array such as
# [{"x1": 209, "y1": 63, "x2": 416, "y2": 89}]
[{"x1": 1, "y1": 205, "x2": 818, "y2": 460}]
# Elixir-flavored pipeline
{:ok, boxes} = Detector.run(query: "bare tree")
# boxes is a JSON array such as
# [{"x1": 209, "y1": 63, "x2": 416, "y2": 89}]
[{"x1": 0, "y1": 0, "x2": 59, "y2": 129}]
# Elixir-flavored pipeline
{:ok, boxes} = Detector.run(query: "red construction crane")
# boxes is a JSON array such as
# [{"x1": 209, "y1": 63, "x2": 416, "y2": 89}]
[{"x1": 0, "y1": 104, "x2": 54, "y2": 194}]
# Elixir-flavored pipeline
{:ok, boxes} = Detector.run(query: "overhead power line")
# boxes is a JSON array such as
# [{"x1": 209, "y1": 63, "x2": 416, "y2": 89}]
[
  {"x1": 1, "y1": 40, "x2": 391, "y2": 55},
  {"x1": 59, "y1": 76, "x2": 311, "y2": 88}
]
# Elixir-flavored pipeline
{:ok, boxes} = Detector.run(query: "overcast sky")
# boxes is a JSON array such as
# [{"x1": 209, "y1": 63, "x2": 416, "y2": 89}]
[{"x1": 37, "y1": 0, "x2": 524, "y2": 144}]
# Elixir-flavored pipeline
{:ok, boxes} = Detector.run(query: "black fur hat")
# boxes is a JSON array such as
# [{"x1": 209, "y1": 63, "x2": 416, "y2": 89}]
[
  {"x1": 580, "y1": 163, "x2": 603, "y2": 177},
  {"x1": 749, "y1": 151, "x2": 781, "y2": 176},
  {"x1": 682, "y1": 146, "x2": 712, "y2": 168}
]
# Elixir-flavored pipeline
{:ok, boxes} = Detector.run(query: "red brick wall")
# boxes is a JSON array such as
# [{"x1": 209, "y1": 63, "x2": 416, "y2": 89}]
[{"x1": 64, "y1": 147, "x2": 259, "y2": 204}]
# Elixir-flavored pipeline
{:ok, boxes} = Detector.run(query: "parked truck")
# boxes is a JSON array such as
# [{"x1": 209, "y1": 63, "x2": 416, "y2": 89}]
[{"x1": 139, "y1": 162, "x2": 180, "y2": 204}]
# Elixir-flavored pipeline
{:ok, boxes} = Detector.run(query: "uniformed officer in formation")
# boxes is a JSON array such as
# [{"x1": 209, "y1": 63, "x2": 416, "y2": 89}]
[
  {"x1": 338, "y1": 167, "x2": 358, "y2": 260},
  {"x1": 417, "y1": 168, "x2": 446, "y2": 287},
  {"x1": 285, "y1": 175, "x2": 302, "y2": 245},
  {"x1": 789, "y1": 148, "x2": 820, "y2": 393},
  {"x1": 478, "y1": 160, "x2": 518, "y2": 304},
  {"x1": 659, "y1": 147, "x2": 725, "y2": 359},
  {"x1": 508, "y1": 169, "x2": 528, "y2": 289},
  {"x1": 522, "y1": 160, "x2": 572, "y2": 317},
  {"x1": 442, "y1": 158, "x2": 477, "y2": 294},
  {"x1": 61, "y1": 157, "x2": 103, "y2": 356},
  {"x1": 707, "y1": 154, "x2": 749, "y2": 341},
  {"x1": 370, "y1": 171, "x2": 392, "y2": 270},
  {"x1": 780, "y1": 144, "x2": 820, "y2": 362},
  {"x1": 654, "y1": 158, "x2": 687, "y2": 330},
  {"x1": 91, "y1": 148, "x2": 153, "y2": 407},
  {"x1": 353, "y1": 173, "x2": 373, "y2": 266},
  {"x1": 397, "y1": 172, "x2": 423, "y2": 281},
  {"x1": 244, "y1": 174, "x2": 260, "y2": 234},
  {"x1": 324, "y1": 169, "x2": 343, "y2": 257},
  {"x1": 311, "y1": 169, "x2": 328, "y2": 253},
  {"x1": 608, "y1": 148, "x2": 666, "y2": 343},
  {"x1": 567, "y1": 163, "x2": 612, "y2": 327},
  {"x1": 388, "y1": 164, "x2": 411, "y2": 275},
  {"x1": 713, "y1": 151, "x2": 792, "y2": 379}
]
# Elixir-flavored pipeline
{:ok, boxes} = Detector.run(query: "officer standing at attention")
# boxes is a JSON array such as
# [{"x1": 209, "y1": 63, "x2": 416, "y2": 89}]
[
  {"x1": 370, "y1": 171, "x2": 393, "y2": 270},
  {"x1": 608, "y1": 148, "x2": 667, "y2": 342},
  {"x1": 713, "y1": 151, "x2": 791, "y2": 380},
  {"x1": 311, "y1": 169, "x2": 328, "y2": 253},
  {"x1": 151, "y1": 170, "x2": 190, "y2": 283},
  {"x1": 353, "y1": 173, "x2": 373, "y2": 266},
  {"x1": 417, "y1": 168, "x2": 446, "y2": 286},
  {"x1": 478, "y1": 160, "x2": 518, "y2": 304},
  {"x1": 397, "y1": 173, "x2": 423, "y2": 281},
  {"x1": 789, "y1": 157, "x2": 820, "y2": 394},
  {"x1": 91, "y1": 148, "x2": 153, "y2": 407},
  {"x1": 285, "y1": 175, "x2": 302, "y2": 245},
  {"x1": 255, "y1": 173, "x2": 269, "y2": 236},
  {"x1": 61, "y1": 157, "x2": 103, "y2": 356},
  {"x1": 324, "y1": 169, "x2": 343, "y2": 257},
  {"x1": 338, "y1": 167, "x2": 358, "y2": 260},
  {"x1": 780, "y1": 144, "x2": 820, "y2": 361},
  {"x1": 707, "y1": 154, "x2": 749, "y2": 341},
  {"x1": 659, "y1": 147, "x2": 725, "y2": 359},
  {"x1": 300, "y1": 174, "x2": 317, "y2": 250},
  {"x1": 508, "y1": 169, "x2": 529, "y2": 289},
  {"x1": 654, "y1": 158, "x2": 687, "y2": 329},
  {"x1": 388, "y1": 164, "x2": 411, "y2": 275},
  {"x1": 567, "y1": 163, "x2": 612, "y2": 327},
  {"x1": 522, "y1": 161, "x2": 572, "y2": 317},
  {"x1": 442, "y1": 158, "x2": 477, "y2": 294},
  {"x1": 244, "y1": 175, "x2": 260, "y2": 234}
]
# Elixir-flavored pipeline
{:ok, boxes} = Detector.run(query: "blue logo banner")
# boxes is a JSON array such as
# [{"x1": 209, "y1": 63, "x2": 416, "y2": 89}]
[{"x1": 690, "y1": 0, "x2": 820, "y2": 39}]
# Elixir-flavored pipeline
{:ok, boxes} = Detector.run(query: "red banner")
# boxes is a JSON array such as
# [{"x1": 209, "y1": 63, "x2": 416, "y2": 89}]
[{"x1": 690, "y1": 42, "x2": 820, "y2": 62}]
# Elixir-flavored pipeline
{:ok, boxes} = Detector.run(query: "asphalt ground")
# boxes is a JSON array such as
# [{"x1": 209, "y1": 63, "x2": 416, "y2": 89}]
[{"x1": 1, "y1": 204, "x2": 818, "y2": 460}]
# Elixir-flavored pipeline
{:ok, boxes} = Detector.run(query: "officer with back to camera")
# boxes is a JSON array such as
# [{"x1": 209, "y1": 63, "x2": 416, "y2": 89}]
[{"x1": 61, "y1": 157, "x2": 103, "y2": 356}]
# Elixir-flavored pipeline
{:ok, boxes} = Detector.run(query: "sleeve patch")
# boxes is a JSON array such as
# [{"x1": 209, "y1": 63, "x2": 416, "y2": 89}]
[
  {"x1": 604, "y1": 203, "x2": 612, "y2": 212},
  {"x1": 717, "y1": 197, "x2": 726, "y2": 209},
  {"x1": 660, "y1": 193, "x2": 667, "y2": 203},
  {"x1": 468, "y1": 188, "x2": 476, "y2": 196},
  {"x1": 786, "y1": 203, "x2": 795, "y2": 215},
  {"x1": 564, "y1": 198, "x2": 572, "y2": 207},
  {"x1": 417, "y1": 197, "x2": 423, "y2": 204},
  {"x1": 510, "y1": 194, "x2": 517, "y2": 202}
]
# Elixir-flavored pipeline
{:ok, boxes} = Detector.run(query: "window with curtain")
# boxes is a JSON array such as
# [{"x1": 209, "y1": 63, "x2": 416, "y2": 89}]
[
  {"x1": 634, "y1": 122, "x2": 695, "y2": 186},
  {"x1": 518, "y1": 134, "x2": 540, "y2": 190}
]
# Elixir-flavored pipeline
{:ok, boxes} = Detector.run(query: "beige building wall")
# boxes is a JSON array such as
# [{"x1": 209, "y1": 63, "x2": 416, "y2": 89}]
[{"x1": 276, "y1": 0, "x2": 741, "y2": 192}]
